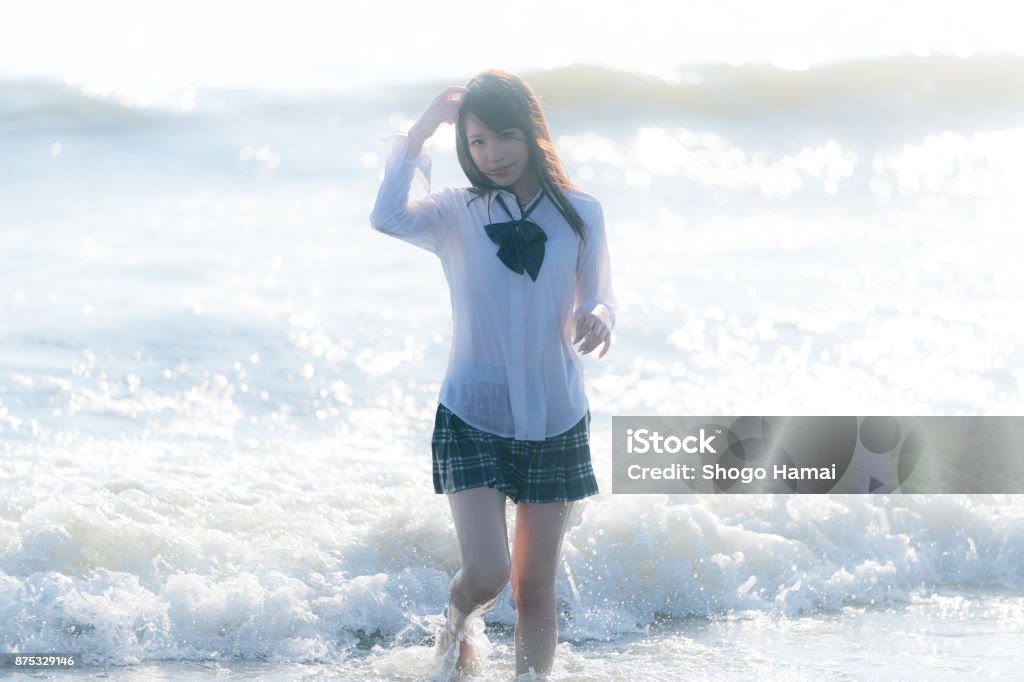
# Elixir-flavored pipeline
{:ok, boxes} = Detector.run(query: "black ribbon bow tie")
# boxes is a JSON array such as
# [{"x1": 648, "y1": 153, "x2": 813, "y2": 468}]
[{"x1": 483, "y1": 191, "x2": 548, "y2": 281}]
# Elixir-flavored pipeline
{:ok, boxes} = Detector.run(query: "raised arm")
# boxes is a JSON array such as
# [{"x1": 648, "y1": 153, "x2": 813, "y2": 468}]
[
  {"x1": 572, "y1": 200, "x2": 617, "y2": 358},
  {"x1": 368, "y1": 86, "x2": 468, "y2": 256}
]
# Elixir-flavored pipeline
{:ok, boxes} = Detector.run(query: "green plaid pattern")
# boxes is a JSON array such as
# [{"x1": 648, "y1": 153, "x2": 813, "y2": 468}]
[{"x1": 432, "y1": 402, "x2": 600, "y2": 504}]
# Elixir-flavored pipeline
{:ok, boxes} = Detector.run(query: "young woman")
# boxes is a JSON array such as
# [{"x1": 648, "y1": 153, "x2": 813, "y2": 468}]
[{"x1": 369, "y1": 69, "x2": 616, "y2": 679}]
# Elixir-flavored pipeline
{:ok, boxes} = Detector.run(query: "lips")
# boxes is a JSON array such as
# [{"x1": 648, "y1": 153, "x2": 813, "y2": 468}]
[{"x1": 489, "y1": 165, "x2": 513, "y2": 176}]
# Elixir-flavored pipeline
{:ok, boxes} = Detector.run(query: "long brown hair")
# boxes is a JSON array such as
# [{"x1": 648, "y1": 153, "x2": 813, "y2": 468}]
[{"x1": 455, "y1": 69, "x2": 588, "y2": 243}]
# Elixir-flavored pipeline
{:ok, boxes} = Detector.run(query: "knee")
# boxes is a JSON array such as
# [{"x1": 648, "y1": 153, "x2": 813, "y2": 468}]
[
  {"x1": 463, "y1": 560, "x2": 511, "y2": 601},
  {"x1": 512, "y1": 571, "x2": 555, "y2": 609}
]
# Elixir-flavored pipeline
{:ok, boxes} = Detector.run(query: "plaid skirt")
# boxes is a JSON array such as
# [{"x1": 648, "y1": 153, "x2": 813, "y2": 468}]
[{"x1": 431, "y1": 402, "x2": 600, "y2": 504}]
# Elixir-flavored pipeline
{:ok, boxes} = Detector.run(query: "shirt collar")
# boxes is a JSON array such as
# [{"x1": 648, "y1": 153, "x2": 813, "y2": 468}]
[{"x1": 493, "y1": 186, "x2": 545, "y2": 217}]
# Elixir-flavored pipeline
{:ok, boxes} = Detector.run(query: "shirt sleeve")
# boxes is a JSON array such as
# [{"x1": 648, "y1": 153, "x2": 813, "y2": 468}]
[
  {"x1": 573, "y1": 200, "x2": 617, "y2": 331},
  {"x1": 368, "y1": 133, "x2": 454, "y2": 256}
]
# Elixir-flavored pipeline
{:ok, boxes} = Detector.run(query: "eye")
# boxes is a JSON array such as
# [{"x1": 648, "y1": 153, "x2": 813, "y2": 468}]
[{"x1": 470, "y1": 139, "x2": 482, "y2": 146}]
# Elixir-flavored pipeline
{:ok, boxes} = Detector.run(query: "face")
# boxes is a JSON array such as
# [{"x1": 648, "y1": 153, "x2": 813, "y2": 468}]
[{"x1": 464, "y1": 114, "x2": 539, "y2": 198}]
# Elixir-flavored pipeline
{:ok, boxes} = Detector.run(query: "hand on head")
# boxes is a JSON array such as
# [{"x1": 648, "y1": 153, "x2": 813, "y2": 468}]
[{"x1": 410, "y1": 86, "x2": 469, "y2": 142}]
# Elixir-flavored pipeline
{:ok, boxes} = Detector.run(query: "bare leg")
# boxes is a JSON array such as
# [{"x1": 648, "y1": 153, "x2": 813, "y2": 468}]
[
  {"x1": 511, "y1": 500, "x2": 574, "y2": 677},
  {"x1": 436, "y1": 486, "x2": 510, "y2": 670}
]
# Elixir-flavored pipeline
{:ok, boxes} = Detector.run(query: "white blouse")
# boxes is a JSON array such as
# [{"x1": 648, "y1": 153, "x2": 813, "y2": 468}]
[{"x1": 369, "y1": 133, "x2": 617, "y2": 441}]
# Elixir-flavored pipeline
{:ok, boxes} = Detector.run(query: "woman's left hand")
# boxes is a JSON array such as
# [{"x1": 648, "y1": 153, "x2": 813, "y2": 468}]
[{"x1": 573, "y1": 311, "x2": 611, "y2": 358}]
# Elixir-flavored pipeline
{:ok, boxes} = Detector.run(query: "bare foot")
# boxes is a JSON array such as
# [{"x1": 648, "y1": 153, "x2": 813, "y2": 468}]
[
  {"x1": 433, "y1": 626, "x2": 478, "y2": 672},
  {"x1": 431, "y1": 614, "x2": 489, "y2": 677}
]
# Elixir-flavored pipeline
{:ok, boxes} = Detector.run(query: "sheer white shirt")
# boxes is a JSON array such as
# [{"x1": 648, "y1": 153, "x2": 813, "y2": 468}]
[{"x1": 369, "y1": 133, "x2": 617, "y2": 441}]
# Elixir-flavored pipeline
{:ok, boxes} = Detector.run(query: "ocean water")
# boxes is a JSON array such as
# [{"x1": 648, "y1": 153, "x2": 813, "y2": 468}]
[{"x1": 3, "y1": 45, "x2": 1024, "y2": 681}]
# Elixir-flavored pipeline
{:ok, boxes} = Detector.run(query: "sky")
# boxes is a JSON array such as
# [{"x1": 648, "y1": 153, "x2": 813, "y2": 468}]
[{"x1": 2, "y1": 0, "x2": 1022, "y2": 94}]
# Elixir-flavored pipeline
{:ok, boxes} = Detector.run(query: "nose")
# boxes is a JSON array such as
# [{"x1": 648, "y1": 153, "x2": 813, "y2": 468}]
[{"x1": 486, "y1": 147, "x2": 504, "y2": 165}]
